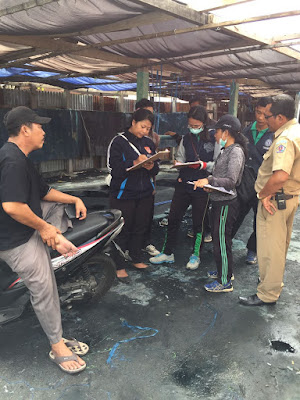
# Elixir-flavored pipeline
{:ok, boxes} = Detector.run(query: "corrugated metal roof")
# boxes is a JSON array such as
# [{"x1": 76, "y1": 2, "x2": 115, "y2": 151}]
[{"x1": 0, "y1": 0, "x2": 299, "y2": 99}]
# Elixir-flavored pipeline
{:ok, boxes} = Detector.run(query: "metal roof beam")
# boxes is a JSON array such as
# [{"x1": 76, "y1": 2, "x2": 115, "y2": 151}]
[
  {"x1": 215, "y1": 14, "x2": 300, "y2": 61},
  {"x1": 0, "y1": 36, "x2": 148, "y2": 68},
  {"x1": 67, "y1": 10, "x2": 300, "y2": 50},
  {"x1": 127, "y1": 0, "x2": 210, "y2": 25},
  {"x1": 185, "y1": 67, "x2": 300, "y2": 84},
  {"x1": 186, "y1": 0, "x2": 254, "y2": 12},
  {"x1": 47, "y1": 11, "x2": 175, "y2": 38},
  {"x1": 0, "y1": 0, "x2": 58, "y2": 17},
  {"x1": 0, "y1": 36, "x2": 181, "y2": 74},
  {"x1": 168, "y1": 41, "x2": 300, "y2": 65},
  {"x1": 273, "y1": 33, "x2": 300, "y2": 42},
  {"x1": 183, "y1": 60, "x2": 300, "y2": 77},
  {"x1": 1, "y1": 10, "x2": 299, "y2": 74},
  {"x1": 36, "y1": 0, "x2": 251, "y2": 38}
]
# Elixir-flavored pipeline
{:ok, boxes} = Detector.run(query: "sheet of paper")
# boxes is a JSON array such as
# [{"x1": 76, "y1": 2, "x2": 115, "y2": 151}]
[
  {"x1": 126, "y1": 150, "x2": 170, "y2": 172},
  {"x1": 187, "y1": 181, "x2": 235, "y2": 195},
  {"x1": 171, "y1": 161, "x2": 202, "y2": 169}
]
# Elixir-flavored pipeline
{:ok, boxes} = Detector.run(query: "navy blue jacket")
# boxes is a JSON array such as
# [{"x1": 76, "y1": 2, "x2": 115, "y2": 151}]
[
  {"x1": 108, "y1": 129, "x2": 159, "y2": 200},
  {"x1": 243, "y1": 123, "x2": 273, "y2": 175},
  {"x1": 176, "y1": 132, "x2": 214, "y2": 194}
]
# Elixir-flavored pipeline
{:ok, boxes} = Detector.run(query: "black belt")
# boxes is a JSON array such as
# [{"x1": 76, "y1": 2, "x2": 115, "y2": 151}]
[{"x1": 271, "y1": 194, "x2": 296, "y2": 200}]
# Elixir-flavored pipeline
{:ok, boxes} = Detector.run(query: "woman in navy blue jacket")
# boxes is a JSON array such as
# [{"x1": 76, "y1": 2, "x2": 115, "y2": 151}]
[
  {"x1": 150, "y1": 106, "x2": 214, "y2": 270},
  {"x1": 107, "y1": 109, "x2": 159, "y2": 282}
]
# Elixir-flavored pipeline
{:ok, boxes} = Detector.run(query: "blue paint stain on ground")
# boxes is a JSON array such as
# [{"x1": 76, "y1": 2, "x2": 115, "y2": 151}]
[{"x1": 106, "y1": 320, "x2": 159, "y2": 367}]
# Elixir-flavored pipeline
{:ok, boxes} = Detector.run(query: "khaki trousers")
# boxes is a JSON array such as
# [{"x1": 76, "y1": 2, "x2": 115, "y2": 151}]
[{"x1": 256, "y1": 196, "x2": 299, "y2": 302}]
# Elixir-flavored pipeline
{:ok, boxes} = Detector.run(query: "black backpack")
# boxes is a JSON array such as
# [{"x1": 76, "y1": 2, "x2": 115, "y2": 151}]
[{"x1": 236, "y1": 165, "x2": 256, "y2": 203}]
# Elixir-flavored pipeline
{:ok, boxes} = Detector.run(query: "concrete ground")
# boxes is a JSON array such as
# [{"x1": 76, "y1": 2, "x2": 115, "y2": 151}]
[{"x1": 0, "y1": 167, "x2": 299, "y2": 400}]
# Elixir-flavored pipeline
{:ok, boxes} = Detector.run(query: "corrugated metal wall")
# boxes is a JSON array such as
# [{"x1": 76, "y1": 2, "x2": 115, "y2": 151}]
[
  {"x1": 0, "y1": 89, "x2": 180, "y2": 176},
  {"x1": 37, "y1": 91, "x2": 64, "y2": 109},
  {"x1": 73, "y1": 157, "x2": 94, "y2": 171},
  {"x1": 70, "y1": 93, "x2": 93, "y2": 111},
  {"x1": 116, "y1": 97, "x2": 135, "y2": 113},
  {"x1": 39, "y1": 159, "x2": 65, "y2": 173},
  {"x1": 2, "y1": 88, "x2": 94, "y2": 111},
  {"x1": 38, "y1": 157, "x2": 94, "y2": 174},
  {"x1": 3, "y1": 88, "x2": 30, "y2": 107}
]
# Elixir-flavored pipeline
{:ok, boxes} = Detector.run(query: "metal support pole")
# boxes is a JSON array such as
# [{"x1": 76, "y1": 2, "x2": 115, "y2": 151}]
[
  {"x1": 66, "y1": 159, "x2": 74, "y2": 175},
  {"x1": 295, "y1": 92, "x2": 300, "y2": 122},
  {"x1": 228, "y1": 80, "x2": 239, "y2": 117},
  {"x1": 63, "y1": 89, "x2": 72, "y2": 109},
  {"x1": 117, "y1": 91, "x2": 125, "y2": 112},
  {"x1": 29, "y1": 84, "x2": 38, "y2": 109},
  {"x1": 137, "y1": 67, "x2": 149, "y2": 101},
  {"x1": 171, "y1": 97, "x2": 177, "y2": 113}
]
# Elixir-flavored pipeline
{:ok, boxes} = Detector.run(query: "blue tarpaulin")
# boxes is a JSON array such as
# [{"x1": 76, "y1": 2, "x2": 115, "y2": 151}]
[
  {"x1": 0, "y1": 68, "x2": 137, "y2": 91},
  {"x1": 0, "y1": 68, "x2": 59, "y2": 78}
]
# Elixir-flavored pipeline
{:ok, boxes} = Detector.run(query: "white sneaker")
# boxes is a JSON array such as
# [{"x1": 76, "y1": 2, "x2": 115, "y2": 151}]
[
  {"x1": 149, "y1": 253, "x2": 174, "y2": 264},
  {"x1": 186, "y1": 255, "x2": 200, "y2": 270},
  {"x1": 143, "y1": 244, "x2": 160, "y2": 256}
]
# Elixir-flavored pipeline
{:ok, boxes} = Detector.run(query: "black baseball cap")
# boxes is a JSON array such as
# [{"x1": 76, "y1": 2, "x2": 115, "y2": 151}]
[
  {"x1": 4, "y1": 106, "x2": 51, "y2": 131},
  {"x1": 214, "y1": 114, "x2": 241, "y2": 132}
]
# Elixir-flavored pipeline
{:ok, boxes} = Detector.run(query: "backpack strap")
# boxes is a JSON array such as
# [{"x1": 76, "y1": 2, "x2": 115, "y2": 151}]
[{"x1": 119, "y1": 133, "x2": 141, "y2": 156}]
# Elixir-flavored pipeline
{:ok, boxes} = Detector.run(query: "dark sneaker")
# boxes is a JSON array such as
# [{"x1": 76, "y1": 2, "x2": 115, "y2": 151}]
[
  {"x1": 204, "y1": 280, "x2": 233, "y2": 292},
  {"x1": 246, "y1": 250, "x2": 257, "y2": 265},
  {"x1": 159, "y1": 218, "x2": 168, "y2": 227},
  {"x1": 204, "y1": 233, "x2": 212, "y2": 243},
  {"x1": 207, "y1": 270, "x2": 234, "y2": 281},
  {"x1": 187, "y1": 229, "x2": 194, "y2": 238}
]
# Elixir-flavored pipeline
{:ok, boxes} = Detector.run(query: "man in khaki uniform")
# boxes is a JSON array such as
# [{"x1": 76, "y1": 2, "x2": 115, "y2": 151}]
[{"x1": 239, "y1": 94, "x2": 300, "y2": 306}]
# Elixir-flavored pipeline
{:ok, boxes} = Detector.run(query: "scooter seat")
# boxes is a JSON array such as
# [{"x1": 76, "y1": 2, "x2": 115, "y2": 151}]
[{"x1": 63, "y1": 210, "x2": 114, "y2": 247}]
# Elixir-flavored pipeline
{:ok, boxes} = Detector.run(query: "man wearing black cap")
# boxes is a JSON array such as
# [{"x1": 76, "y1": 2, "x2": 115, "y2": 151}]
[{"x1": 0, "y1": 106, "x2": 88, "y2": 373}]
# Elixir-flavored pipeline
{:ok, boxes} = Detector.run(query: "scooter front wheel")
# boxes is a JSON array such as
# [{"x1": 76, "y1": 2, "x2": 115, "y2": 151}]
[{"x1": 83, "y1": 253, "x2": 116, "y2": 303}]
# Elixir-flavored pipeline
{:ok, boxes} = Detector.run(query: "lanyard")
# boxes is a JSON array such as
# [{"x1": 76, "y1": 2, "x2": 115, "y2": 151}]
[
  {"x1": 251, "y1": 121, "x2": 268, "y2": 145},
  {"x1": 190, "y1": 134, "x2": 202, "y2": 162}
]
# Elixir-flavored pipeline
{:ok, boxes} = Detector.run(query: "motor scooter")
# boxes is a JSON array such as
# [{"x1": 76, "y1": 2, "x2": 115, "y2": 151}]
[{"x1": 0, "y1": 207, "x2": 124, "y2": 324}]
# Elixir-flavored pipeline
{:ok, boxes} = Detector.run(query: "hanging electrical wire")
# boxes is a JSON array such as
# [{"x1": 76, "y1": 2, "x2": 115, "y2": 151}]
[{"x1": 155, "y1": 63, "x2": 163, "y2": 135}]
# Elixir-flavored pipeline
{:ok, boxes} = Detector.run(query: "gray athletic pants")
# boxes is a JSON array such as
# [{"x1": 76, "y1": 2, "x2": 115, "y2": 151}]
[{"x1": 0, "y1": 202, "x2": 72, "y2": 344}]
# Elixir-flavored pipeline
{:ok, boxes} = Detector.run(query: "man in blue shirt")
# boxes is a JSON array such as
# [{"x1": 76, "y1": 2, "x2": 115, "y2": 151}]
[{"x1": 232, "y1": 97, "x2": 273, "y2": 264}]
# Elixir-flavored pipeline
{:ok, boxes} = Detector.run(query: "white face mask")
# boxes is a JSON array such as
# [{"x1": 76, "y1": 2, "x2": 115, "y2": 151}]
[
  {"x1": 219, "y1": 137, "x2": 227, "y2": 147},
  {"x1": 189, "y1": 126, "x2": 204, "y2": 135}
]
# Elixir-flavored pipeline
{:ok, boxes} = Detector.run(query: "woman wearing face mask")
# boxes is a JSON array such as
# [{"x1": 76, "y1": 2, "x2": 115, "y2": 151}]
[
  {"x1": 107, "y1": 108, "x2": 159, "y2": 283},
  {"x1": 150, "y1": 106, "x2": 214, "y2": 270},
  {"x1": 194, "y1": 114, "x2": 247, "y2": 293}
]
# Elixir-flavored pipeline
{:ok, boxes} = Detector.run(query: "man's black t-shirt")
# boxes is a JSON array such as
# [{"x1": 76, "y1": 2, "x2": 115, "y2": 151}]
[{"x1": 0, "y1": 142, "x2": 50, "y2": 250}]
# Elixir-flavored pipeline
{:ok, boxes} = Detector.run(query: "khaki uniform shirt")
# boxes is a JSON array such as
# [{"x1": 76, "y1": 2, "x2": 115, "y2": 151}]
[{"x1": 255, "y1": 118, "x2": 300, "y2": 195}]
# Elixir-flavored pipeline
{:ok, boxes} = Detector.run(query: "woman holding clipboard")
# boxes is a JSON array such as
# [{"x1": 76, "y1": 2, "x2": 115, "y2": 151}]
[
  {"x1": 107, "y1": 108, "x2": 159, "y2": 282},
  {"x1": 194, "y1": 114, "x2": 247, "y2": 293},
  {"x1": 150, "y1": 106, "x2": 214, "y2": 270}
]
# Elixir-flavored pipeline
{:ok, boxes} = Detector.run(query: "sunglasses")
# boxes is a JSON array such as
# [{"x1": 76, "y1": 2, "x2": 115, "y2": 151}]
[{"x1": 264, "y1": 114, "x2": 276, "y2": 120}]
